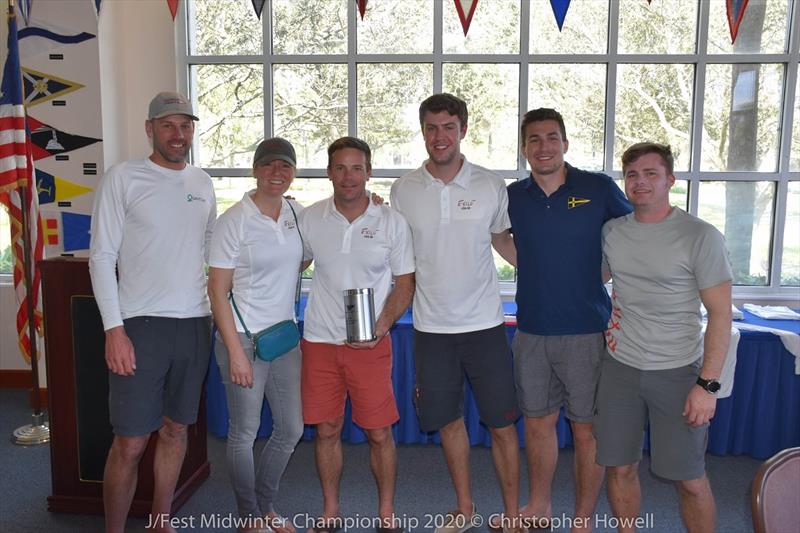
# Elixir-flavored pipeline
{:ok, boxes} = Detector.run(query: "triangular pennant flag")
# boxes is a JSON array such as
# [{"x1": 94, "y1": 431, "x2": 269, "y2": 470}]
[
  {"x1": 22, "y1": 67, "x2": 85, "y2": 107},
  {"x1": 549, "y1": 0, "x2": 571, "y2": 31},
  {"x1": 167, "y1": 0, "x2": 180, "y2": 20},
  {"x1": 19, "y1": 13, "x2": 97, "y2": 59},
  {"x1": 36, "y1": 169, "x2": 93, "y2": 204},
  {"x1": 727, "y1": 0, "x2": 750, "y2": 44},
  {"x1": 454, "y1": 0, "x2": 478, "y2": 36},
  {"x1": 357, "y1": 0, "x2": 368, "y2": 20},
  {"x1": 27, "y1": 116, "x2": 102, "y2": 161},
  {"x1": 42, "y1": 215, "x2": 59, "y2": 246},
  {"x1": 19, "y1": 24, "x2": 95, "y2": 49},
  {"x1": 92, "y1": 0, "x2": 103, "y2": 18},
  {"x1": 251, "y1": 0, "x2": 265, "y2": 19},
  {"x1": 61, "y1": 211, "x2": 91, "y2": 251},
  {"x1": 54, "y1": 175, "x2": 93, "y2": 202}
]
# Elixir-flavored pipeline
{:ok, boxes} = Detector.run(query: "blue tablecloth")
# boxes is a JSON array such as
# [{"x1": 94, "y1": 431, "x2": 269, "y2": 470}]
[{"x1": 205, "y1": 301, "x2": 800, "y2": 459}]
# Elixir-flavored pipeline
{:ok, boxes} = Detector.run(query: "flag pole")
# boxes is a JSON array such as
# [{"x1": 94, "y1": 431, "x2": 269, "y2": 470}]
[{"x1": 9, "y1": 0, "x2": 49, "y2": 446}]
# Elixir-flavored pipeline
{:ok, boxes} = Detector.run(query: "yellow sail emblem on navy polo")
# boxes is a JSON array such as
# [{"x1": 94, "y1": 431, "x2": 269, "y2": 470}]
[{"x1": 567, "y1": 196, "x2": 591, "y2": 209}]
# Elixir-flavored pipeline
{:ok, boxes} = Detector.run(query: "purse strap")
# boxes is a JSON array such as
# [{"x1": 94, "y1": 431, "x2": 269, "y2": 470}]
[
  {"x1": 286, "y1": 200, "x2": 303, "y2": 319},
  {"x1": 228, "y1": 292, "x2": 254, "y2": 341},
  {"x1": 228, "y1": 198, "x2": 304, "y2": 343}
]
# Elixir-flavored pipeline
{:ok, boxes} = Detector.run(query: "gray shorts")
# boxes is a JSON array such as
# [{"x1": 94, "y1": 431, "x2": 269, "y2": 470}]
[
  {"x1": 512, "y1": 330, "x2": 604, "y2": 422},
  {"x1": 593, "y1": 354, "x2": 707, "y2": 481},
  {"x1": 413, "y1": 324, "x2": 519, "y2": 432},
  {"x1": 109, "y1": 316, "x2": 212, "y2": 437}
]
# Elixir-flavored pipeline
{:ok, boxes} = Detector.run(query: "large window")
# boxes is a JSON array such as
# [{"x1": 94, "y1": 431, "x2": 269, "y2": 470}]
[{"x1": 179, "y1": 0, "x2": 800, "y2": 295}]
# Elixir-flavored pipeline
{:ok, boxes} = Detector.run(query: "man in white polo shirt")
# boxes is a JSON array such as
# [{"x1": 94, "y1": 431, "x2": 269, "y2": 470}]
[
  {"x1": 390, "y1": 93, "x2": 520, "y2": 533},
  {"x1": 299, "y1": 137, "x2": 415, "y2": 533}
]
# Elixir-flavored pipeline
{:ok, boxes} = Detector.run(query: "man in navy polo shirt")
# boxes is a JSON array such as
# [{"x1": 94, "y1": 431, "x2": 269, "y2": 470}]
[{"x1": 507, "y1": 108, "x2": 631, "y2": 530}]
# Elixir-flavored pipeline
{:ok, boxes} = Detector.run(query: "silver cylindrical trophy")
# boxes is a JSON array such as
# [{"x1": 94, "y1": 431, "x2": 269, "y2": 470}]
[{"x1": 343, "y1": 288, "x2": 376, "y2": 343}]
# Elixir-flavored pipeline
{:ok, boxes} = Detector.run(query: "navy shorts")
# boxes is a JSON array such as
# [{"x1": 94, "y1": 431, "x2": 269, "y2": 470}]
[{"x1": 108, "y1": 316, "x2": 212, "y2": 436}]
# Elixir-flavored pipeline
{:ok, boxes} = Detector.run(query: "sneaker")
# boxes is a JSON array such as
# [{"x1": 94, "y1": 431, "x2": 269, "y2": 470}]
[{"x1": 434, "y1": 503, "x2": 477, "y2": 533}]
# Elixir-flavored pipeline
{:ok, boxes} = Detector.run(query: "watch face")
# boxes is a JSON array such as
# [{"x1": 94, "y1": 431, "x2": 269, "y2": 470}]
[{"x1": 707, "y1": 380, "x2": 721, "y2": 393}]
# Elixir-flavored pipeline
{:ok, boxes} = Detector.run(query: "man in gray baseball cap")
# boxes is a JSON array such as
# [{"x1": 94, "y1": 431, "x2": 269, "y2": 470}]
[
  {"x1": 148, "y1": 90, "x2": 200, "y2": 121},
  {"x1": 90, "y1": 90, "x2": 215, "y2": 533}
]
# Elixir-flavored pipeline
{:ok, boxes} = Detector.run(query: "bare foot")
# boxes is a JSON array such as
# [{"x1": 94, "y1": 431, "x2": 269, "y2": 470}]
[
  {"x1": 519, "y1": 505, "x2": 552, "y2": 530},
  {"x1": 266, "y1": 511, "x2": 296, "y2": 533}
]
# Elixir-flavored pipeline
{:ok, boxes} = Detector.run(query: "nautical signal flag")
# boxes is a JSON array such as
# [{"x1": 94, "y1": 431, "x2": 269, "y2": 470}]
[
  {"x1": 168, "y1": 0, "x2": 180, "y2": 20},
  {"x1": 61, "y1": 211, "x2": 91, "y2": 252},
  {"x1": 357, "y1": 0, "x2": 367, "y2": 20},
  {"x1": 36, "y1": 168, "x2": 93, "y2": 205},
  {"x1": 27, "y1": 115, "x2": 101, "y2": 160},
  {"x1": 251, "y1": 0, "x2": 265, "y2": 19},
  {"x1": 727, "y1": 0, "x2": 750, "y2": 44},
  {"x1": 454, "y1": 0, "x2": 478, "y2": 36},
  {"x1": 42, "y1": 216, "x2": 59, "y2": 245},
  {"x1": 22, "y1": 67, "x2": 84, "y2": 107},
  {"x1": 40, "y1": 211, "x2": 91, "y2": 251},
  {"x1": 18, "y1": 22, "x2": 96, "y2": 61},
  {"x1": 549, "y1": 0, "x2": 571, "y2": 31}
]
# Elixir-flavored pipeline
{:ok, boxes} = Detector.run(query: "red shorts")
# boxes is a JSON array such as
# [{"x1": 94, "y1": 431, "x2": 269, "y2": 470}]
[{"x1": 301, "y1": 336, "x2": 399, "y2": 430}]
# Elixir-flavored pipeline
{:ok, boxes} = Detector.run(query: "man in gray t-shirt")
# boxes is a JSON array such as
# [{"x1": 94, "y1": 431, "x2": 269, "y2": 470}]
[{"x1": 595, "y1": 143, "x2": 732, "y2": 532}]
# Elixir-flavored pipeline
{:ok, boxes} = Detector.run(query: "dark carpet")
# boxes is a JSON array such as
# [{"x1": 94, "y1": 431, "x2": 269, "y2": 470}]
[{"x1": 0, "y1": 389, "x2": 759, "y2": 532}]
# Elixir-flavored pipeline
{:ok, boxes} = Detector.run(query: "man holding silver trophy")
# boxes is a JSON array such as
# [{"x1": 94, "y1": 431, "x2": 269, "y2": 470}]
[{"x1": 298, "y1": 136, "x2": 416, "y2": 533}]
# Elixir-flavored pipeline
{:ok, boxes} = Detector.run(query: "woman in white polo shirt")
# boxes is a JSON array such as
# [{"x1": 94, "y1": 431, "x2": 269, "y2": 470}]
[{"x1": 208, "y1": 138, "x2": 303, "y2": 533}]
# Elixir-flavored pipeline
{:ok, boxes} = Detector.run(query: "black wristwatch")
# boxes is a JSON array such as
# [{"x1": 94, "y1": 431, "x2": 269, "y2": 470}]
[{"x1": 696, "y1": 376, "x2": 721, "y2": 395}]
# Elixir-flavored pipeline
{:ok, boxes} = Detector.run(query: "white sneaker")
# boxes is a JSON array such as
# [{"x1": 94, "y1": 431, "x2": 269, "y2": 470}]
[{"x1": 433, "y1": 504, "x2": 477, "y2": 533}]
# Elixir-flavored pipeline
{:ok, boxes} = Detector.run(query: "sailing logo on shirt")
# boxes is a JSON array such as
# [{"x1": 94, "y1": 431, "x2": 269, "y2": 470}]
[
  {"x1": 567, "y1": 196, "x2": 590, "y2": 209},
  {"x1": 457, "y1": 199, "x2": 476, "y2": 211},
  {"x1": 360, "y1": 227, "x2": 379, "y2": 239}
]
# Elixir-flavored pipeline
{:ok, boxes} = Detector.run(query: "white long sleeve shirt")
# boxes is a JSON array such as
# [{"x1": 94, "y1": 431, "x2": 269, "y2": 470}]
[{"x1": 89, "y1": 158, "x2": 216, "y2": 330}]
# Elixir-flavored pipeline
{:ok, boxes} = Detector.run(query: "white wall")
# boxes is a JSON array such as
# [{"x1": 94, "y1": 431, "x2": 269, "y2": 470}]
[
  {"x1": 0, "y1": 0, "x2": 178, "y2": 378},
  {"x1": 99, "y1": 0, "x2": 178, "y2": 168}
]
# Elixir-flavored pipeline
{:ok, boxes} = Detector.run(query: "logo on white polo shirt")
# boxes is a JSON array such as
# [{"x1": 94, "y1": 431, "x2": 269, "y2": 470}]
[
  {"x1": 284, "y1": 219, "x2": 296, "y2": 230},
  {"x1": 360, "y1": 227, "x2": 379, "y2": 239},
  {"x1": 457, "y1": 199, "x2": 476, "y2": 211}
]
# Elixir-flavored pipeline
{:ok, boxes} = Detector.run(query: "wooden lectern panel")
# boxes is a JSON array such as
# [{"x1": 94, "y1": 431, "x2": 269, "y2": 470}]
[{"x1": 40, "y1": 258, "x2": 209, "y2": 515}]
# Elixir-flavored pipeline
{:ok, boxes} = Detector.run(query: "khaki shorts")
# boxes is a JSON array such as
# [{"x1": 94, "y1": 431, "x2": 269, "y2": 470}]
[{"x1": 594, "y1": 354, "x2": 708, "y2": 481}]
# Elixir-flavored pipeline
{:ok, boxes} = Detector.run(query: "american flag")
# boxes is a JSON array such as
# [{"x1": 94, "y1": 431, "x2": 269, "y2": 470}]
[{"x1": 0, "y1": 8, "x2": 44, "y2": 364}]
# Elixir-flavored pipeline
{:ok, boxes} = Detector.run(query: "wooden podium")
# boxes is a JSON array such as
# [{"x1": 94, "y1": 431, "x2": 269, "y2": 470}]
[{"x1": 40, "y1": 258, "x2": 210, "y2": 515}]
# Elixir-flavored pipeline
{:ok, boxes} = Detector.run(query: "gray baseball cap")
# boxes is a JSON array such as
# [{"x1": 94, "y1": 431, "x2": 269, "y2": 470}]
[
  {"x1": 148, "y1": 91, "x2": 199, "y2": 121},
  {"x1": 253, "y1": 137, "x2": 296, "y2": 167}
]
